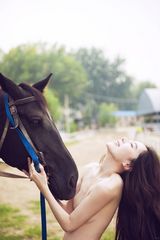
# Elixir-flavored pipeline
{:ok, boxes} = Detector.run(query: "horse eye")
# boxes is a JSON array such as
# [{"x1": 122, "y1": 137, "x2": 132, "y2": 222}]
[{"x1": 30, "y1": 118, "x2": 42, "y2": 126}]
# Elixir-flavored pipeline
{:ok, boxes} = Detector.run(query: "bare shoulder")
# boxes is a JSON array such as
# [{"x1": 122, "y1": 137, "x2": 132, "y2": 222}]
[{"x1": 96, "y1": 174, "x2": 123, "y2": 199}]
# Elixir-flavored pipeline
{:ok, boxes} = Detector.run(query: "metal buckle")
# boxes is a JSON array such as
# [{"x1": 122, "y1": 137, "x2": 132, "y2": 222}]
[
  {"x1": 10, "y1": 105, "x2": 17, "y2": 115},
  {"x1": 10, "y1": 105, "x2": 19, "y2": 129}
]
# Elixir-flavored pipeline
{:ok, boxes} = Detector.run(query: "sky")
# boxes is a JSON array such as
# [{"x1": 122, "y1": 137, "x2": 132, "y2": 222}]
[{"x1": 0, "y1": 0, "x2": 160, "y2": 87}]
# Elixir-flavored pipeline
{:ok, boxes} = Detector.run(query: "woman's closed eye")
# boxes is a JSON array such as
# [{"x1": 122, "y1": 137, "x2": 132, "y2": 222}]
[
  {"x1": 130, "y1": 142, "x2": 138, "y2": 149},
  {"x1": 130, "y1": 142, "x2": 134, "y2": 148}
]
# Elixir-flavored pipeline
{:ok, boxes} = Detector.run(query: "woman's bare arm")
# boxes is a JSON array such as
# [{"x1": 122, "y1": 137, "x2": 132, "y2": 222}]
[
  {"x1": 27, "y1": 160, "x2": 122, "y2": 232},
  {"x1": 58, "y1": 199, "x2": 74, "y2": 214}
]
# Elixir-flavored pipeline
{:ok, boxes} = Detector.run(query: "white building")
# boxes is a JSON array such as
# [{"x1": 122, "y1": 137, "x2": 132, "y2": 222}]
[{"x1": 137, "y1": 88, "x2": 160, "y2": 131}]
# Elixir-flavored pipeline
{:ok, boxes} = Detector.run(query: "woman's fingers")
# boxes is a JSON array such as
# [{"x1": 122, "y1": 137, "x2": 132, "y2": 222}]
[
  {"x1": 39, "y1": 164, "x2": 45, "y2": 174},
  {"x1": 27, "y1": 157, "x2": 46, "y2": 180},
  {"x1": 39, "y1": 164, "x2": 48, "y2": 182},
  {"x1": 27, "y1": 157, "x2": 32, "y2": 168},
  {"x1": 27, "y1": 157, "x2": 35, "y2": 180},
  {"x1": 22, "y1": 158, "x2": 34, "y2": 179},
  {"x1": 25, "y1": 157, "x2": 49, "y2": 191}
]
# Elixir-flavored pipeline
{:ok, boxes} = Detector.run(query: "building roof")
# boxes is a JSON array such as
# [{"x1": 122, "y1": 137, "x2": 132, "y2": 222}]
[
  {"x1": 137, "y1": 88, "x2": 160, "y2": 115},
  {"x1": 113, "y1": 111, "x2": 136, "y2": 117}
]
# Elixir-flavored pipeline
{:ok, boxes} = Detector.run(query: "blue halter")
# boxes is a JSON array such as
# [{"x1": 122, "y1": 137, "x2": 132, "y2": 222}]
[{"x1": 3, "y1": 94, "x2": 47, "y2": 240}]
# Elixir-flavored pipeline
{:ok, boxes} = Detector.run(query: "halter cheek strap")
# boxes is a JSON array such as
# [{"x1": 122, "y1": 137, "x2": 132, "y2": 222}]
[
  {"x1": 0, "y1": 118, "x2": 9, "y2": 151},
  {"x1": 4, "y1": 94, "x2": 40, "y2": 172}
]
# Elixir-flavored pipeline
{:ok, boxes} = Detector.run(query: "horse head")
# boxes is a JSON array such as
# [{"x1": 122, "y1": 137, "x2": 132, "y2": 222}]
[{"x1": 0, "y1": 73, "x2": 78, "y2": 200}]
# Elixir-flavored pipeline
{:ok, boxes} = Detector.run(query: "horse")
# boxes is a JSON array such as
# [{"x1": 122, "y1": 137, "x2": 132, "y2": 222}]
[{"x1": 0, "y1": 73, "x2": 78, "y2": 200}]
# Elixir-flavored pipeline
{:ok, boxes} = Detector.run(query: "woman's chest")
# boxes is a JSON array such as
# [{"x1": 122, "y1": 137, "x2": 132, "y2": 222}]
[{"x1": 73, "y1": 170, "x2": 100, "y2": 208}]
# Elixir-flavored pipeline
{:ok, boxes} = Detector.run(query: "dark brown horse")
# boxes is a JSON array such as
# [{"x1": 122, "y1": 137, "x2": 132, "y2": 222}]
[{"x1": 0, "y1": 73, "x2": 78, "y2": 200}]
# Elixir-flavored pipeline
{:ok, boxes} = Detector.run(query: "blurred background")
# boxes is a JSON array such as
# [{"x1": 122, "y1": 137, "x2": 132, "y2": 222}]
[{"x1": 0, "y1": 0, "x2": 160, "y2": 239}]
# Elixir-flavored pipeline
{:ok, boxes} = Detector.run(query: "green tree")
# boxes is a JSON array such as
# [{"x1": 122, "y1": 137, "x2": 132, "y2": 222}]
[
  {"x1": 83, "y1": 99, "x2": 99, "y2": 127},
  {"x1": 132, "y1": 80, "x2": 157, "y2": 99},
  {"x1": 74, "y1": 48, "x2": 134, "y2": 109},
  {"x1": 0, "y1": 44, "x2": 88, "y2": 106},
  {"x1": 44, "y1": 88, "x2": 61, "y2": 122},
  {"x1": 74, "y1": 47, "x2": 110, "y2": 97},
  {"x1": 107, "y1": 57, "x2": 133, "y2": 99},
  {"x1": 0, "y1": 49, "x2": 4, "y2": 62},
  {"x1": 0, "y1": 44, "x2": 45, "y2": 84},
  {"x1": 43, "y1": 47, "x2": 88, "y2": 104},
  {"x1": 98, "y1": 103, "x2": 117, "y2": 127}
]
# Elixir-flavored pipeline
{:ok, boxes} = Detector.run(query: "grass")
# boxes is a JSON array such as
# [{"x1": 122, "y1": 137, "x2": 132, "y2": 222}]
[
  {"x1": 24, "y1": 226, "x2": 41, "y2": 239},
  {"x1": 0, "y1": 203, "x2": 61, "y2": 239},
  {"x1": 0, "y1": 203, "x2": 115, "y2": 239},
  {"x1": 101, "y1": 228, "x2": 115, "y2": 240},
  {"x1": 0, "y1": 204, "x2": 26, "y2": 239},
  {"x1": 28, "y1": 200, "x2": 40, "y2": 214},
  {"x1": 0, "y1": 236, "x2": 23, "y2": 240},
  {"x1": 0, "y1": 204, "x2": 26, "y2": 230}
]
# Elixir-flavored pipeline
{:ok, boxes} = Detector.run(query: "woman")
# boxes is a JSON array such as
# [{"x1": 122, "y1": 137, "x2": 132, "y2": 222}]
[{"x1": 24, "y1": 137, "x2": 160, "y2": 240}]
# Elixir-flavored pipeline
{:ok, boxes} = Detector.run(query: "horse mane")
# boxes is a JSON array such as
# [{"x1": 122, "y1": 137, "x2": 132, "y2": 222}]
[{"x1": 19, "y1": 83, "x2": 48, "y2": 113}]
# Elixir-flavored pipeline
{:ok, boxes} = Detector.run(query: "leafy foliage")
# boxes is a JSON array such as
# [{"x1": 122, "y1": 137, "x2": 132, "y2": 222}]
[
  {"x1": 132, "y1": 80, "x2": 157, "y2": 98},
  {"x1": 44, "y1": 88, "x2": 61, "y2": 121},
  {"x1": 74, "y1": 48, "x2": 134, "y2": 109},
  {"x1": 0, "y1": 44, "x2": 88, "y2": 105},
  {"x1": 0, "y1": 43, "x2": 155, "y2": 127},
  {"x1": 98, "y1": 103, "x2": 118, "y2": 127},
  {"x1": 0, "y1": 44, "x2": 44, "y2": 83}
]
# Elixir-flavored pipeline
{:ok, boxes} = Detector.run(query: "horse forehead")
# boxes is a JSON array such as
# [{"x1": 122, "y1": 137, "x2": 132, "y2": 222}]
[
  {"x1": 19, "y1": 100, "x2": 48, "y2": 116},
  {"x1": 17, "y1": 87, "x2": 49, "y2": 116}
]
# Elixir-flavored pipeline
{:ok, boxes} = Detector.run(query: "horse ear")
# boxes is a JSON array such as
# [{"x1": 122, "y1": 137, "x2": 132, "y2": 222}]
[
  {"x1": 0, "y1": 73, "x2": 23, "y2": 99},
  {"x1": 32, "y1": 73, "x2": 52, "y2": 92}
]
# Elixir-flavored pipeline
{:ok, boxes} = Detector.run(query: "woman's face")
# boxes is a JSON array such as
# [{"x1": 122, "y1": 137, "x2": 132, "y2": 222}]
[{"x1": 106, "y1": 137, "x2": 147, "y2": 163}]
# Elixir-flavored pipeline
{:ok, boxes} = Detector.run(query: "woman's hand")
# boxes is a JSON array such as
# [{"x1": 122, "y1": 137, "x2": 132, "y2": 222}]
[{"x1": 24, "y1": 157, "x2": 49, "y2": 192}]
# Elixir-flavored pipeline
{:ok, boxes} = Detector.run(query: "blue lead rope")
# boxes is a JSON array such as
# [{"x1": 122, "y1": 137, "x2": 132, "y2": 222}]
[
  {"x1": 4, "y1": 94, "x2": 47, "y2": 240},
  {"x1": 40, "y1": 192, "x2": 47, "y2": 239}
]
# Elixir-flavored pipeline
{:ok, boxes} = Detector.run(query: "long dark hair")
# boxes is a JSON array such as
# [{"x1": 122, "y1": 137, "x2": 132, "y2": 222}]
[{"x1": 115, "y1": 147, "x2": 160, "y2": 240}]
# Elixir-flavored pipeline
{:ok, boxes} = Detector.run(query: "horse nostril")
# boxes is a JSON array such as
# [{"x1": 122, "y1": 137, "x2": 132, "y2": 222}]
[{"x1": 68, "y1": 175, "x2": 76, "y2": 189}]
